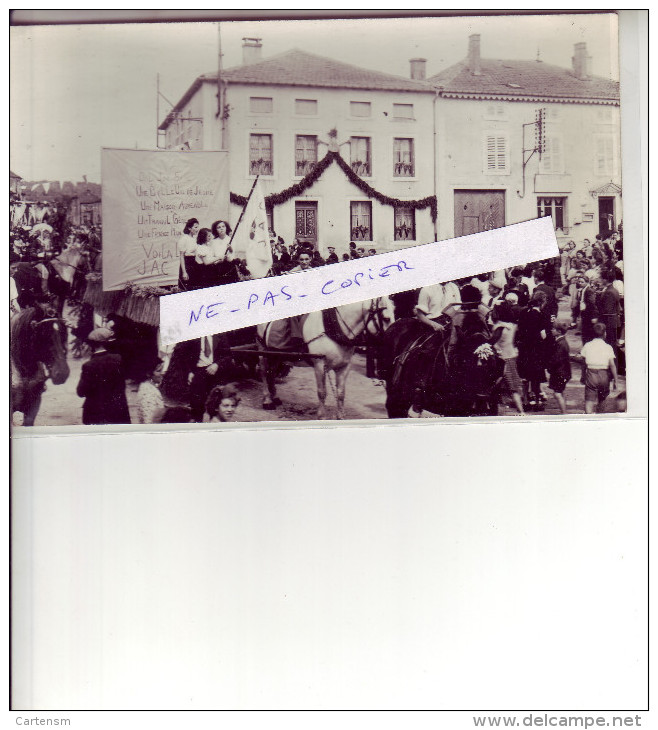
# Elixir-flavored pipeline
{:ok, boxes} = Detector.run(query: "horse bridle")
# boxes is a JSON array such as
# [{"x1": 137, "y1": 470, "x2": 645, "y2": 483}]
[
  {"x1": 364, "y1": 297, "x2": 390, "y2": 339},
  {"x1": 27, "y1": 316, "x2": 67, "y2": 380},
  {"x1": 330, "y1": 297, "x2": 390, "y2": 344}
]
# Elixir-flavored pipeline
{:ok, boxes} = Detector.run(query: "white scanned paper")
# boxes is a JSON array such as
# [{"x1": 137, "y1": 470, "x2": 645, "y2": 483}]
[
  {"x1": 160, "y1": 217, "x2": 558, "y2": 345},
  {"x1": 101, "y1": 148, "x2": 229, "y2": 291}
]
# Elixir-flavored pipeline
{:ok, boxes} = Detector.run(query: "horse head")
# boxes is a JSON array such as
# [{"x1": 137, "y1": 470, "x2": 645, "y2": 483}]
[
  {"x1": 32, "y1": 317, "x2": 70, "y2": 385},
  {"x1": 365, "y1": 295, "x2": 395, "y2": 340}
]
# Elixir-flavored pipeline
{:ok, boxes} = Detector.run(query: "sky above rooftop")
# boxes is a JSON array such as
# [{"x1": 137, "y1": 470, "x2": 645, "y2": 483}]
[{"x1": 10, "y1": 11, "x2": 620, "y2": 183}]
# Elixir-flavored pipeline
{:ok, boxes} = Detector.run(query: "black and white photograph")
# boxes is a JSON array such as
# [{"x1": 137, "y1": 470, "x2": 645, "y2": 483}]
[
  {"x1": 9, "y1": 10, "x2": 648, "y2": 721},
  {"x1": 10, "y1": 11, "x2": 638, "y2": 429}
]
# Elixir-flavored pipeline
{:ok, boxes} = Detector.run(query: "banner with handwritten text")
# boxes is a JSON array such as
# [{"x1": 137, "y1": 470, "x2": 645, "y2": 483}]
[{"x1": 101, "y1": 148, "x2": 229, "y2": 291}]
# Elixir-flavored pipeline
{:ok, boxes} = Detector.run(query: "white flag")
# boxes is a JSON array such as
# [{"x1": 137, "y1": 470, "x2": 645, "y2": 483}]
[{"x1": 234, "y1": 179, "x2": 273, "y2": 279}]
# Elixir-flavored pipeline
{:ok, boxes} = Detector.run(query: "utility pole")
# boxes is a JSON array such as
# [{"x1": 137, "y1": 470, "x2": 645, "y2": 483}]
[
  {"x1": 156, "y1": 73, "x2": 160, "y2": 148},
  {"x1": 217, "y1": 22, "x2": 226, "y2": 150}
]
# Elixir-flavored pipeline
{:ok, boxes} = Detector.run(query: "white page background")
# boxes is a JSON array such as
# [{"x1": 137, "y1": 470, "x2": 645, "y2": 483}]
[{"x1": 8, "y1": 9, "x2": 649, "y2": 726}]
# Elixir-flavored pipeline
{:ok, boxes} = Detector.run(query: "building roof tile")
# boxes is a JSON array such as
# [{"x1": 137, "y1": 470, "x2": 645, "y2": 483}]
[
  {"x1": 215, "y1": 48, "x2": 433, "y2": 93},
  {"x1": 428, "y1": 59, "x2": 619, "y2": 103}
]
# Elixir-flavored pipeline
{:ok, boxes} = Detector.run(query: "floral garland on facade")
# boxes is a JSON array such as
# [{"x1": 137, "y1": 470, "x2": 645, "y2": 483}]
[{"x1": 230, "y1": 150, "x2": 437, "y2": 221}]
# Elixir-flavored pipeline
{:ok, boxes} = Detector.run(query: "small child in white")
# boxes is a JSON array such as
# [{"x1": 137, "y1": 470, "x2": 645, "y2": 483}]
[
  {"x1": 490, "y1": 301, "x2": 524, "y2": 415},
  {"x1": 578, "y1": 322, "x2": 618, "y2": 414}
]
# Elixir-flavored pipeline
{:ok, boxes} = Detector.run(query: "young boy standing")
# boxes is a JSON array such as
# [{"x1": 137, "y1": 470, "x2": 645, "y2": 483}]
[
  {"x1": 547, "y1": 320, "x2": 572, "y2": 414},
  {"x1": 579, "y1": 322, "x2": 618, "y2": 414}
]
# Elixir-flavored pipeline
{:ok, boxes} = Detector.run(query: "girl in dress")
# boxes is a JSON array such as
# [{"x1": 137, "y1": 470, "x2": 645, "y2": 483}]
[
  {"x1": 177, "y1": 218, "x2": 199, "y2": 290},
  {"x1": 136, "y1": 359, "x2": 166, "y2": 424},
  {"x1": 205, "y1": 383, "x2": 241, "y2": 423},
  {"x1": 194, "y1": 228, "x2": 215, "y2": 289}
]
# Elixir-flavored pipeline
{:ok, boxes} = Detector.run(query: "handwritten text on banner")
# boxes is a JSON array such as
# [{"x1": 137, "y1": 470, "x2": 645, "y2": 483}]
[
  {"x1": 159, "y1": 217, "x2": 558, "y2": 345},
  {"x1": 101, "y1": 148, "x2": 229, "y2": 291}
]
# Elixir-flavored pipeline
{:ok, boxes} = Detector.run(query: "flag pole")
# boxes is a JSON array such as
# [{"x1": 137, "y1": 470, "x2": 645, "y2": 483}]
[{"x1": 227, "y1": 175, "x2": 259, "y2": 251}]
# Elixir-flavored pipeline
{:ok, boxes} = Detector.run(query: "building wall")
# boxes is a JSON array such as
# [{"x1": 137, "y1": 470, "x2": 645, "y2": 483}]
[
  {"x1": 166, "y1": 81, "x2": 437, "y2": 258},
  {"x1": 435, "y1": 97, "x2": 622, "y2": 244}
]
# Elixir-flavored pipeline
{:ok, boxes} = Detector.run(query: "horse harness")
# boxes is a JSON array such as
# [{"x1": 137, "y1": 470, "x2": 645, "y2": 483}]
[{"x1": 316, "y1": 298, "x2": 389, "y2": 348}]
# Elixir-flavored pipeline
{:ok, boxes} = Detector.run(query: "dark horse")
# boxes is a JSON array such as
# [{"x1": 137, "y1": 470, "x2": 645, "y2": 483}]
[
  {"x1": 379, "y1": 309, "x2": 504, "y2": 418},
  {"x1": 11, "y1": 307, "x2": 70, "y2": 426}
]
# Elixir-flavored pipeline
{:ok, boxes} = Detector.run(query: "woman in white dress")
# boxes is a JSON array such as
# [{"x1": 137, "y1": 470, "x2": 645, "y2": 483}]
[
  {"x1": 198, "y1": 220, "x2": 235, "y2": 286},
  {"x1": 177, "y1": 218, "x2": 200, "y2": 290}
]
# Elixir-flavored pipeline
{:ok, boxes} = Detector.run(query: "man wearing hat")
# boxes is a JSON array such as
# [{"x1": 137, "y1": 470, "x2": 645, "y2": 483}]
[
  {"x1": 325, "y1": 246, "x2": 339, "y2": 265},
  {"x1": 77, "y1": 327, "x2": 131, "y2": 425},
  {"x1": 484, "y1": 279, "x2": 504, "y2": 313}
]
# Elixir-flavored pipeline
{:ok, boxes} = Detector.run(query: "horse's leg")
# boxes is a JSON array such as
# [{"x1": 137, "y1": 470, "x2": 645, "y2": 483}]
[
  {"x1": 259, "y1": 354, "x2": 278, "y2": 410},
  {"x1": 334, "y1": 362, "x2": 351, "y2": 420},
  {"x1": 22, "y1": 387, "x2": 43, "y2": 427},
  {"x1": 312, "y1": 359, "x2": 328, "y2": 419}
]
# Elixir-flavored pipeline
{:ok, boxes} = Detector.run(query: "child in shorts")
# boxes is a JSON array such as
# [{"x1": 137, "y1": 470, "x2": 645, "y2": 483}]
[
  {"x1": 578, "y1": 322, "x2": 618, "y2": 414},
  {"x1": 546, "y1": 320, "x2": 572, "y2": 414}
]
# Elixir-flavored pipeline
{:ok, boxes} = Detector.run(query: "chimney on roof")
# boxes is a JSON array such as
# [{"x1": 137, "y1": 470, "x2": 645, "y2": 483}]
[
  {"x1": 409, "y1": 58, "x2": 427, "y2": 80},
  {"x1": 467, "y1": 34, "x2": 481, "y2": 76},
  {"x1": 242, "y1": 37, "x2": 262, "y2": 66},
  {"x1": 572, "y1": 42, "x2": 592, "y2": 80}
]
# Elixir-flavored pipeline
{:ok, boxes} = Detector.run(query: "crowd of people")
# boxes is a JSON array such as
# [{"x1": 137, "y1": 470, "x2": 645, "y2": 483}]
[
  {"x1": 75, "y1": 322, "x2": 243, "y2": 426},
  {"x1": 10, "y1": 220, "x2": 101, "y2": 315},
  {"x1": 13, "y1": 208, "x2": 627, "y2": 424},
  {"x1": 271, "y1": 236, "x2": 378, "y2": 275},
  {"x1": 407, "y1": 230, "x2": 625, "y2": 415}
]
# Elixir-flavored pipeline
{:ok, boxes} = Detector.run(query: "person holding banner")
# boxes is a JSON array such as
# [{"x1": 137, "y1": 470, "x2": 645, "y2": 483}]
[
  {"x1": 205, "y1": 220, "x2": 236, "y2": 286},
  {"x1": 177, "y1": 218, "x2": 200, "y2": 291}
]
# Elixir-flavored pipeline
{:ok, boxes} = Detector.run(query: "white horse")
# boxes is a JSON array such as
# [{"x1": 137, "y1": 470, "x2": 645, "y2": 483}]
[{"x1": 257, "y1": 296, "x2": 395, "y2": 420}]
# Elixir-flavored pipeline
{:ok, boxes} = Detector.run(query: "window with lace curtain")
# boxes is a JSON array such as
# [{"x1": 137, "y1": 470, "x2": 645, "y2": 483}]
[
  {"x1": 295, "y1": 135, "x2": 317, "y2": 176},
  {"x1": 393, "y1": 138, "x2": 414, "y2": 177},
  {"x1": 249, "y1": 134, "x2": 273, "y2": 175},
  {"x1": 350, "y1": 201, "x2": 372, "y2": 241},
  {"x1": 394, "y1": 206, "x2": 415, "y2": 241},
  {"x1": 350, "y1": 137, "x2": 371, "y2": 177}
]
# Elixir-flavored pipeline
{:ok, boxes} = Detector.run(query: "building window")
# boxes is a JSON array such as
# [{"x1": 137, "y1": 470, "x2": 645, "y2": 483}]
[
  {"x1": 594, "y1": 135, "x2": 615, "y2": 176},
  {"x1": 393, "y1": 103, "x2": 414, "y2": 119},
  {"x1": 351, "y1": 201, "x2": 372, "y2": 241},
  {"x1": 484, "y1": 134, "x2": 510, "y2": 175},
  {"x1": 249, "y1": 134, "x2": 273, "y2": 175},
  {"x1": 295, "y1": 135, "x2": 318, "y2": 176},
  {"x1": 295, "y1": 98, "x2": 318, "y2": 115},
  {"x1": 250, "y1": 97, "x2": 273, "y2": 113},
  {"x1": 394, "y1": 206, "x2": 415, "y2": 241},
  {"x1": 393, "y1": 138, "x2": 415, "y2": 177},
  {"x1": 537, "y1": 197, "x2": 566, "y2": 232},
  {"x1": 266, "y1": 210, "x2": 274, "y2": 236},
  {"x1": 350, "y1": 137, "x2": 371, "y2": 177},
  {"x1": 350, "y1": 101, "x2": 371, "y2": 117},
  {"x1": 484, "y1": 104, "x2": 507, "y2": 120},
  {"x1": 539, "y1": 136, "x2": 564, "y2": 174}
]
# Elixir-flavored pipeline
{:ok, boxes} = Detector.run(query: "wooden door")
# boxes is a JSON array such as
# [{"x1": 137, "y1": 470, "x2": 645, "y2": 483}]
[
  {"x1": 454, "y1": 190, "x2": 506, "y2": 237},
  {"x1": 295, "y1": 201, "x2": 318, "y2": 247}
]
